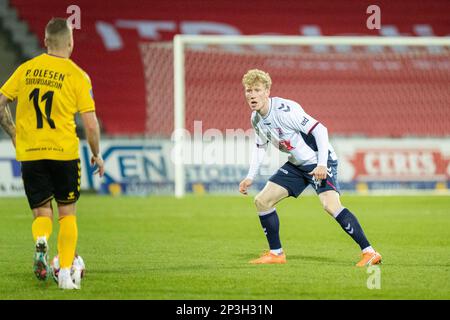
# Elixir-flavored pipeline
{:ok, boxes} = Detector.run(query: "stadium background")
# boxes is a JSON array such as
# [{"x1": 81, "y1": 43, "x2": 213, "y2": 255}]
[
  {"x1": 0, "y1": 0, "x2": 449, "y2": 196},
  {"x1": 0, "y1": 0, "x2": 450, "y2": 302}
]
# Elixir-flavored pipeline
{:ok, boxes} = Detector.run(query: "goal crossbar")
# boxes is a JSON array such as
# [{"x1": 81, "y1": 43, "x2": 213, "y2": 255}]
[{"x1": 175, "y1": 35, "x2": 450, "y2": 46}]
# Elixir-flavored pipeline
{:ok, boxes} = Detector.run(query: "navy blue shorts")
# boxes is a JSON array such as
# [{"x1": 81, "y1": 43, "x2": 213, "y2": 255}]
[{"x1": 269, "y1": 160, "x2": 340, "y2": 197}]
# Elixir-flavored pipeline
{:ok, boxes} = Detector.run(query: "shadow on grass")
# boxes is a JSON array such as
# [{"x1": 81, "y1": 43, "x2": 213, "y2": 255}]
[
  {"x1": 288, "y1": 254, "x2": 342, "y2": 263},
  {"x1": 80, "y1": 253, "x2": 356, "y2": 275},
  {"x1": 238, "y1": 252, "x2": 348, "y2": 265}
]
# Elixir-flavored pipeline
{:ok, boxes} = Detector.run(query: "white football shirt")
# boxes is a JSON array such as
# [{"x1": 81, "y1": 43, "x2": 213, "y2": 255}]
[{"x1": 251, "y1": 97, "x2": 337, "y2": 167}]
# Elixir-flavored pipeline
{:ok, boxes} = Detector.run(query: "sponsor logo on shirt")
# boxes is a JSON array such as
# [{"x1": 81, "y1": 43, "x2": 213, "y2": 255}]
[{"x1": 301, "y1": 117, "x2": 309, "y2": 126}]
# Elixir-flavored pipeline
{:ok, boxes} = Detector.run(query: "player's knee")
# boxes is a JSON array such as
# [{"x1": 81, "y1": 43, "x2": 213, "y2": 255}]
[
  {"x1": 320, "y1": 191, "x2": 342, "y2": 215},
  {"x1": 321, "y1": 200, "x2": 340, "y2": 215},
  {"x1": 254, "y1": 194, "x2": 272, "y2": 212},
  {"x1": 32, "y1": 204, "x2": 53, "y2": 219},
  {"x1": 322, "y1": 203, "x2": 332, "y2": 214}
]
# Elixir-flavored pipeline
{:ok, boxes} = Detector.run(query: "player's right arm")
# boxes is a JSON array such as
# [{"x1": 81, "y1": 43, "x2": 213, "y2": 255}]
[
  {"x1": 80, "y1": 111, "x2": 104, "y2": 177},
  {"x1": 239, "y1": 134, "x2": 268, "y2": 195},
  {"x1": 0, "y1": 93, "x2": 16, "y2": 147},
  {"x1": 0, "y1": 64, "x2": 23, "y2": 148}
]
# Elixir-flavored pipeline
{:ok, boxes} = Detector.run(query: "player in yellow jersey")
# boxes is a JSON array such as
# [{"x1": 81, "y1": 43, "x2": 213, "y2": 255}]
[{"x1": 0, "y1": 18, "x2": 104, "y2": 289}]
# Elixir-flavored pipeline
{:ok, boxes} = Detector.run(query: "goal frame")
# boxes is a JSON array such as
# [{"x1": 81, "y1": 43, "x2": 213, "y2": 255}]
[{"x1": 173, "y1": 35, "x2": 450, "y2": 198}]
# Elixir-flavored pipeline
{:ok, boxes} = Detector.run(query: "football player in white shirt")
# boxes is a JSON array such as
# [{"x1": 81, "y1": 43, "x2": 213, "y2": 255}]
[{"x1": 239, "y1": 69, "x2": 382, "y2": 267}]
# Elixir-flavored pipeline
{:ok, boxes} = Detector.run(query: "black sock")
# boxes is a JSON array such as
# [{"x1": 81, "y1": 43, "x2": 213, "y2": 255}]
[
  {"x1": 335, "y1": 208, "x2": 370, "y2": 250},
  {"x1": 258, "y1": 209, "x2": 282, "y2": 250}
]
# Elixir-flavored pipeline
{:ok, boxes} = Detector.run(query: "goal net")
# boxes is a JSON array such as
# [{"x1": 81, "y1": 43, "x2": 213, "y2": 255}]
[{"x1": 139, "y1": 36, "x2": 450, "y2": 197}]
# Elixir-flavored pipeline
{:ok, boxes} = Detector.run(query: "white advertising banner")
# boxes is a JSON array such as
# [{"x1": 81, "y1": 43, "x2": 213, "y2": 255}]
[
  {"x1": 331, "y1": 138, "x2": 450, "y2": 191},
  {"x1": 0, "y1": 141, "x2": 23, "y2": 196},
  {"x1": 1, "y1": 137, "x2": 449, "y2": 197},
  {"x1": 79, "y1": 138, "x2": 286, "y2": 195}
]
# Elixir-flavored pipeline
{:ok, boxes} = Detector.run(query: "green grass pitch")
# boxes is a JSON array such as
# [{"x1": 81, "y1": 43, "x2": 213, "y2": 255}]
[{"x1": 0, "y1": 194, "x2": 449, "y2": 300}]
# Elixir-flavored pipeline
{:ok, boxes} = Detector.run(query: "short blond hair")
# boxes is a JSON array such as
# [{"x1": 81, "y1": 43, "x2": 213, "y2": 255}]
[
  {"x1": 242, "y1": 69, "x2": 272, "y2": 89},
  {"x1": 45, "y1": 18, "x2": 71, "y2": 49}
]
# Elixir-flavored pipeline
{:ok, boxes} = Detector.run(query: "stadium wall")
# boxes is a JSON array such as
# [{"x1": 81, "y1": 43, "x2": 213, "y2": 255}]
[
  {"x1": 1, "y1": 138, "x2": 449, "y2": 197},
  {"x1": 10, "y1": 0, "x2": 450, "y2": 136}
]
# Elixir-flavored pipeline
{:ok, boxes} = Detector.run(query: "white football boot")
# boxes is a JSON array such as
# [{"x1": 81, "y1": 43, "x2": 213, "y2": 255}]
[
  {"x1": 58, "y1": 268, "x2": 79, "y2": 290},
  {"x1": 71, "y1": 255, "x2": 85, "y2": 288}
]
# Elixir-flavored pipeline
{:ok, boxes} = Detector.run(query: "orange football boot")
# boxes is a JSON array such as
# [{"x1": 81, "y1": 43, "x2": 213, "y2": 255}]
[
  {"x1": 249, "y1": 251, "x2": 286, "y2": 264},
  {"x1": 356, "y1": 251, "x2": 382, "y2": 267}
]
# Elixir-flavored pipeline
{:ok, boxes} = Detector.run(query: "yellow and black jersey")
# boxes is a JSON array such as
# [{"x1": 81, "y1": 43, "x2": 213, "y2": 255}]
[{"x1": 0, "y1": 53, "x2": 95, "y2": 161}]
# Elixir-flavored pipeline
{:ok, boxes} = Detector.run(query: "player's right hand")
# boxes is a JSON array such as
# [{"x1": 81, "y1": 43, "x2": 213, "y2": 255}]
[
  {"x1": 239, "y1": 178, "x2": 253, "y2": 195},
  {"x1": 91, "y1": 155, "x2": 105, "y2": 177}
]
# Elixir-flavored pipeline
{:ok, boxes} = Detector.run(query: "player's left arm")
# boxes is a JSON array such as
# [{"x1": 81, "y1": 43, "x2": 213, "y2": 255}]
[
  {"x1": 80, "y1": 111, "x2": 104, "y2": 177},
  {"x1": 0, "y1": 93, "x2": 16, "y2": 147},
  {"x1": 308, "y1": 123, "x2": 329, "y2": 180}
]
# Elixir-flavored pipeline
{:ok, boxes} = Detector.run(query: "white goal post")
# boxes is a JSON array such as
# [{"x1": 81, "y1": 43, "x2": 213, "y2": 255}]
[{"x1": 173, "y1": 35, "x2": 450, "y2": 198}]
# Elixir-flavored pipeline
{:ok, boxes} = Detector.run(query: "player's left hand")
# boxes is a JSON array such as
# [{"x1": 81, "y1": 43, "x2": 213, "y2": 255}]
[
  {"x1": 91, "y1": 155, "x2": 105, "y2": 177},
  {"x1": 308, "y1": 165, "x2": 327, "y2": 181}
]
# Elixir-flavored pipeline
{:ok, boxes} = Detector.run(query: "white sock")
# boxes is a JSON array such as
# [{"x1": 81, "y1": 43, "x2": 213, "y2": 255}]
[
  {"x1": 270, "y1": 248, "x2": 283, "y2": 255},
  {"x1": 258, "y1": 208, "x2": 276, "y2": 216},
  {"x1": 362, "y1": 246, "x2": 375, "y2": 254},
  {"x1": 332, "y1": 207, "x2": 345, "y2": 219}
]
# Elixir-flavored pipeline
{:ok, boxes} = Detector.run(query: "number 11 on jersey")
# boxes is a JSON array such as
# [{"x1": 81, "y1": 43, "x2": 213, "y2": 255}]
[{"x1": 29, "y1": 88, "x2": 56, "y2": 129}]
